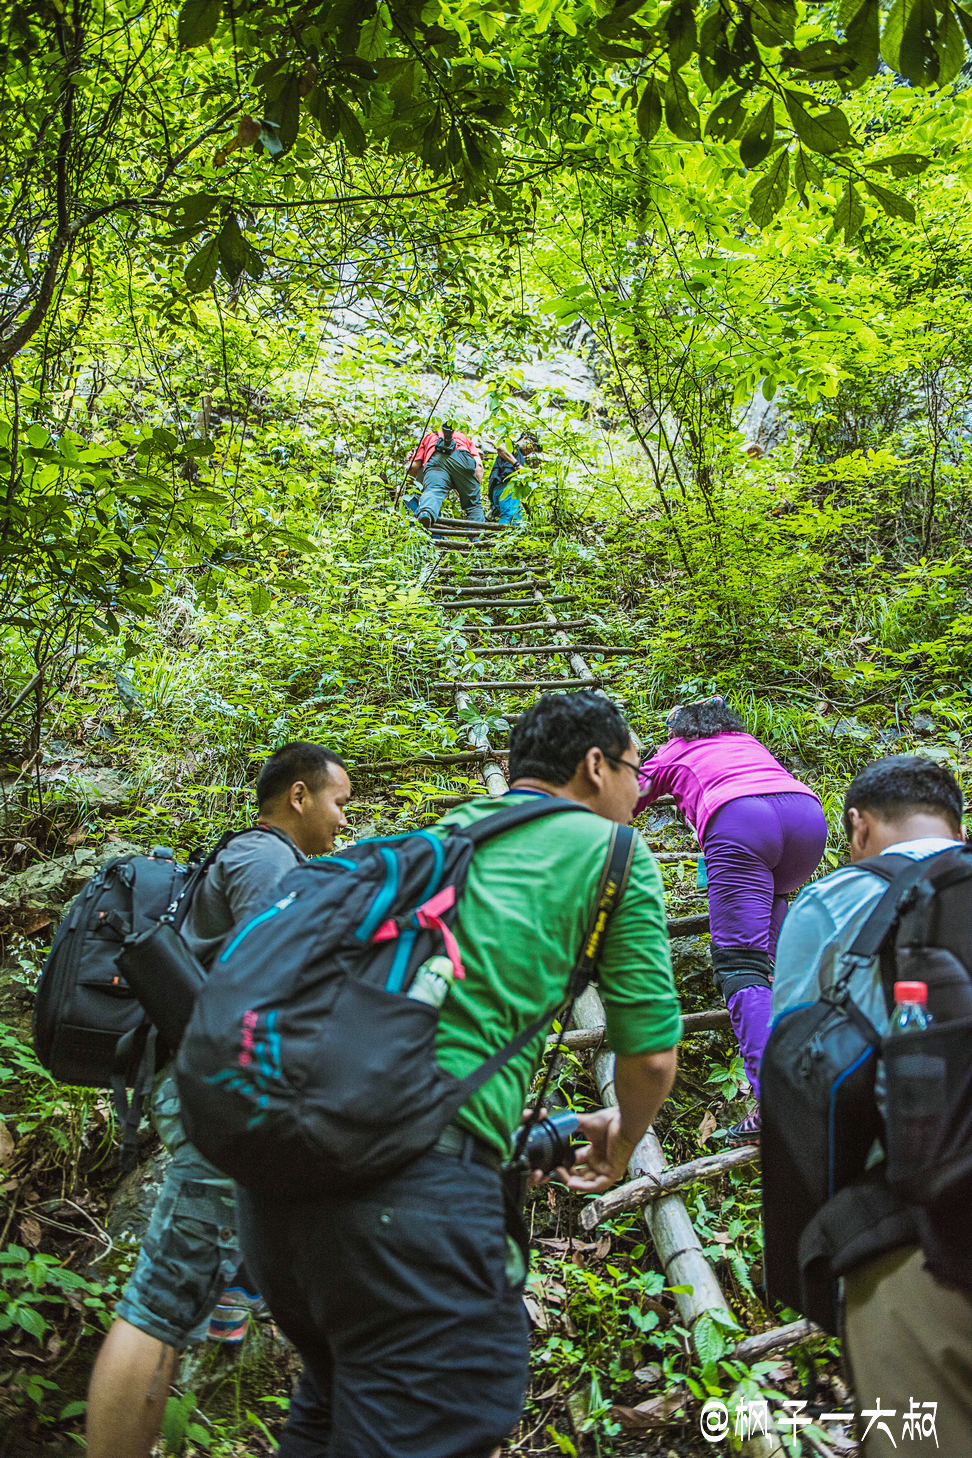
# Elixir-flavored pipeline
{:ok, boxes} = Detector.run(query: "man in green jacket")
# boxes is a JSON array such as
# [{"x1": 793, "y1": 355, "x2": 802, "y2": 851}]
[{"x1": 237, "y1": 690, "x2": 680, "y2": 1457}]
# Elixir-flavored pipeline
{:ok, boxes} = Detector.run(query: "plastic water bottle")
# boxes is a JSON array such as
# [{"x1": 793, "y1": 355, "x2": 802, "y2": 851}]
[
  {"x1": 889, "y1": 980, "x2": 933, "y2": 1034},
  {"x1": 407, "y1": 956, "x2": 455, "y2": 1008}
]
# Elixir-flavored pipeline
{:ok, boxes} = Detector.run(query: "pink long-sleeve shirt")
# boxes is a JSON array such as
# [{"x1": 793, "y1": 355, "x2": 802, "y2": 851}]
[{"x1": 636, "y1": 733, "x2": 819, "y2": 843}]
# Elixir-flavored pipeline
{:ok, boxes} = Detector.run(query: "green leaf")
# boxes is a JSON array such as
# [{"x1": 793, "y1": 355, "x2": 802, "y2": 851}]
[
  {"x1": 698, "y1": 8, "x2": 732, "y2": 91},
  {"x1": 177, "y1": 0, "x2": 220, "y2": 48},
  {"x1": 956, "y1": 1, "x2": 972, "y2": 46},
  {"x1": 694, "y1": 1310, "x2": 731, "y2": 1364},
  {"x1": 842, "y1": 0, "x2": 880, "y2": 88},
  {"x1": 739, "y1": 99, "x2": 775, "y2": 167},
  {"x1": 664, "y1": 70, "x2": 701, "y2": 141},
  {"x1": 704, "y1": 89, "x2": 748, "y2": 142},
  {"x1": 864, "y1": 151, "x2": 932, "y2": 176},
  {"x1": 834, "y1": 178, "x2": 864, "y2": 242},
  {"x1": 749, "y1": 0, "x2": 797, "y2": 45},
  {"x1": 749, "y1": 146, "x2": 790, "y2": 226},
  {"x1": 307, "y1": 85, "x2": 341, "y2": 143},
  {"x1": 59, "y1": 1401, "x2": 88, "y2": 1419},
  {"x1": 167, "y1": 193, "x2": 218, "y2": 227},
  {"x1": 665, "y1": 0, "x2": 697, "y2": 71},
  {"x1": 265, "y1": 72, "x2": 301, "y2": 155},
  {"x1": 883, "y1": 0, "x2": 964, "y2": 86},
  {"x1": 636, "y1": 74, "x2": 663, "y2": 141},
  {"x1": 184, "y1": 237, "x2": 218, "y2": 293},
  {"x1": 216, "y1": 214, "x2": 248, "y2": 285},
  {"x1": 250, "y1": 583, "x2": 272, "y2": 615},
  {"x1": 357, "y1": 8, "x2": 390, "y2": 61},
  {"x1": 334, "y1": 94, "x2": 367, "y2": 155},
  {"x1": 794, "y1": 146, "x2": 823, "y2": 200},
  {"x1": 784, "y1": 91, "x2": 853, "y2": 154},
  {"x1": 864, "y1": 177, "x2": 917, "y2": 223},
  {"x1": 15, "y1": 1303, "x2": 47, "y2": 1338}
]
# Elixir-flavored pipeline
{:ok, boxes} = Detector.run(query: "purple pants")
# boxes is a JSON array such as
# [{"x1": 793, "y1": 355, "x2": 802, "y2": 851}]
[{"x1": 703, "y1": 792, "x2": 827, "y2": 1098}]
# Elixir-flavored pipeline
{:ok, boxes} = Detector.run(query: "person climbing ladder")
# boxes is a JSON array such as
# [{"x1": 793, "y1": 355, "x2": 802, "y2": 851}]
[
  {"x1": 487, "y1": 432, "x2": 542, "y2": 525},
  {"x1": 405, "y1": 421, "x2": 485, "y2": 527},
  {"x1": 634, "y1": 697, "x2": 827, "y2": 1145}
]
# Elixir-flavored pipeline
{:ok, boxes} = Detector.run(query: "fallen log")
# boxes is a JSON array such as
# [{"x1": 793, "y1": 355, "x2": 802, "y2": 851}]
[
  {"x1": 732, "y1": 1319, "x2": 825, "y2": 1364},
  {"x1": 547, "y1": 1008, "x2": 729, "y2": 1051},
  {"x1": 580, "y1": 1144, "x2": 760, "y2": 1230},
  {"x1": 667, "y1": 912, "x2": 709, "y2": 936}
]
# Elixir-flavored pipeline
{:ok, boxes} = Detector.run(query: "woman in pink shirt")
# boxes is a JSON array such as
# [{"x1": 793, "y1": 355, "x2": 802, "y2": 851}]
[{"x1": 636, "y1": 697, "x2": 827, "y2": 1145}]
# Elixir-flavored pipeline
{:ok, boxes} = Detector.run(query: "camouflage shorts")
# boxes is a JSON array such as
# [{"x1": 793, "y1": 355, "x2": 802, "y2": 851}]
[{"x1": 114, "y1": 1075, "x2": 240, "y2": 1347}]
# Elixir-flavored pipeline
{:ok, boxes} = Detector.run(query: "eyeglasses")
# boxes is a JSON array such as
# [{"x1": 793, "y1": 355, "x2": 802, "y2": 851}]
[{"x1": 603, "y1": 751, "x2": 649, "y2": 779}]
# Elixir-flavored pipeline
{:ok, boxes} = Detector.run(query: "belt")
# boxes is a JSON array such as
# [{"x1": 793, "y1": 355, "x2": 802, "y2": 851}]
[{"x1": 432, "y1": 1122, "x2": 504, "y2": 1175}]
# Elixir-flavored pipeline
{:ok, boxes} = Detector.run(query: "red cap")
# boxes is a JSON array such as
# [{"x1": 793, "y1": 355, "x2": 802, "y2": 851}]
[{"x1": 893, "y1": 981, "x2": 928, "y2": 1004}]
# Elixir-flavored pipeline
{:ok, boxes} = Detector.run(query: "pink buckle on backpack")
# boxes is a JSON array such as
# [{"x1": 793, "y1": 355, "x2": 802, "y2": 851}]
[{"x1": 371, "y1": 884, "x2": 466, "y2": 980}]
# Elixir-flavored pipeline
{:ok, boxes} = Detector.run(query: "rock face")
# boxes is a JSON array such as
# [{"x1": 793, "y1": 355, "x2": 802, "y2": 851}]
[
  {"x1": 0, "y1": 840, "x2": 141, "y2": 937},
  {"x1": 36, "y1": 766, "x2": 138, "y2": 814}
]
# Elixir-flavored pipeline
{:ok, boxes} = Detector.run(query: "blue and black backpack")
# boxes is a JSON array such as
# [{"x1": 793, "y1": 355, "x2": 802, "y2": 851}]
[{"x1": 175, "y1": 798, "x2": 635, "y2": 1197}]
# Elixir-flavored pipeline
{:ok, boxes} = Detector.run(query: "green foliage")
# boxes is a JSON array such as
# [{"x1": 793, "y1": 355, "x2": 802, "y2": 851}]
[{"x1": 0, "y1": 1244, "x2": 115, "y2": 1345}]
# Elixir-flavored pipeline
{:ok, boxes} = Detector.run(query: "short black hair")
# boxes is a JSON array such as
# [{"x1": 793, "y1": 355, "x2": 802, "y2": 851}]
[
  {"x1": 256, "y1": 742, "x2": 348, "y2": 808},
  {"x1": 668, "y1": 699, "x2": 746, "y2": 740},
  {"x1": 509, "y1": 691, "x2": 632, "y2": 785},
  {"x1": 843, "y1": 755, "x2": 963, "y2": 837}
]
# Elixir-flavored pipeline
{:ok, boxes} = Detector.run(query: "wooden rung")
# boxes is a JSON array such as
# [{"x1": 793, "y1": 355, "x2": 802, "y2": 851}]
[
  {"x1": 442, "y1": 581, "x2": 541, "y2": 596},
  {"x1": 434, "y1": 676, "x2": 601, "y2": 691},
  {"x1": 436, "y1": 516, "x2": 506, "y2": 531},
  {"x1": 468, "y1": 619, "x2": 590, "y2": 635},
  {"x1": 465, "y1": 644, "x2": 643, "y2": 657},
  {"x1": 439, "y1": 595, "x2": 577, "y2": 609},
  {"x1": 667, "y1": 913, "x2": 709, "y2": 936},
  {"x1": 546, "y1": 1008, "x2": 729, "y2": 1051},
  {"x1": 580, "y1": 1143, "x2": 760, "y2": 1230},
  {"x1": 353, "y1": 750, "x2": 509, "y2": 771}
]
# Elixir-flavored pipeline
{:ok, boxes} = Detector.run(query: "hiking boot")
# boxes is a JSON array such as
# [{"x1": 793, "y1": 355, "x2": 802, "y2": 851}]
[
  {"x1": 207, "y1": 1286, "x2": 270, "y2": 1342},
  {"x1": 417, "y1": 510, "x2": 435, "y2": 531},
  {"x1": 723, "y1": 1108, "x2": 761, "y2": 1147}
]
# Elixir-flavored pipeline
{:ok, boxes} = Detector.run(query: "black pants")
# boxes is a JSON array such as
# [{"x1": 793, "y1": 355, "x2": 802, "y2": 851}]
[{"x1": 237, "y1": 1149, "x2": 529, "y2": 1457}]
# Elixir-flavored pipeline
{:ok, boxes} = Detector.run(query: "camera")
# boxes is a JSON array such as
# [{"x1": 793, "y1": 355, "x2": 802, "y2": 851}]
[
  {"x1": 514, "y1": 1110, "x2": 581, "y2": 1175},
  {"x1": 433, "y1": 424, "x2": 455, "y2": 455}
]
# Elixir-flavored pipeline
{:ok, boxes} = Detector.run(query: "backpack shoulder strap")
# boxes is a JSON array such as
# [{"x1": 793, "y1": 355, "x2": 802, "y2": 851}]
[
  {"x1": 454, "y1": 796, "x2": 591, "y2": 846},
  {"x1": 845, "y1": 854, "x2": 952, "y2": 962},
  {"x1": 445, "y1": 823, "x2": 637, "y2": 1114},
  {"x1": 850, "y1": 854, "x2": 914, "y2": 884},
  {"x1": 171, "y1": 825, "x2": 299, "y2": 930}
]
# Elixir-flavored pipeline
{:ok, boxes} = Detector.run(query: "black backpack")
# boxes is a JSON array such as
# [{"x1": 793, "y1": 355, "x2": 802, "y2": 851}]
[
  {"x1": 762, "y1": 847, "x2": 972, "y2": 1332},
  {"x1": 33, "y1": 826, "x2": 294, "y2": 1165},
  {"x1": 33, "y1": 846, "x2": 188, "y2": 1090},
  {"x1": 175, "y1": 800, "x2": 636, "y2": 1198}
]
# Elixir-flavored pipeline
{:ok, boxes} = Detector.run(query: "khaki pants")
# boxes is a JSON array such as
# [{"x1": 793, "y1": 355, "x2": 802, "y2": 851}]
[{"x1": 844, "y1": 1245, "x2": 972, "y2": 1456}]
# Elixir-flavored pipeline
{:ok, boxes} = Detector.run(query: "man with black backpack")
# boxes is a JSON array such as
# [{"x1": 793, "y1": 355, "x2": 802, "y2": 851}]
[
  {"x1": 85, "y1": 743, "x2": 351, "y2": 1458},
  {"x1": 767, "y1": 756, "x2": 972, "y2": 1455},
  {"x1": 230, "y1": 691, "x2": 681, "y2": 1458}
]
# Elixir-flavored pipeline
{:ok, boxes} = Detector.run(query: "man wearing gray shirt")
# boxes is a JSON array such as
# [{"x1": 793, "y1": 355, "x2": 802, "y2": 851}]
[
  {"x1": 86, "y1": 742, "x2": 351, "y2": 1458},
  {"x1": 772, "y1": 755, "x2": 972, "y2": 1457}
]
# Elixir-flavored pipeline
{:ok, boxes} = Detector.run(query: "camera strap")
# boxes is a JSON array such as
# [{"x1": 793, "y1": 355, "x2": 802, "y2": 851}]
[{"x1": 510, "y1": 821, "x2": 637, "y2": 1163}]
